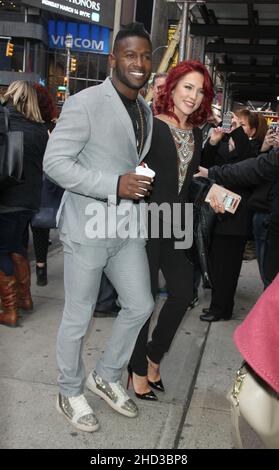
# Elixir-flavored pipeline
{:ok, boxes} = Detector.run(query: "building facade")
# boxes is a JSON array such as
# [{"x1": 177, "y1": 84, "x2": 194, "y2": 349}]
[{"x1": 0, "y1": 0, "x2": 136, "y2": 99}]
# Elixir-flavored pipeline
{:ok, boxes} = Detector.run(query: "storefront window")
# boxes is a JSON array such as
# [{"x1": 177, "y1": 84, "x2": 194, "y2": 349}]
[
  {"x1": 98, "y1": 55, "x2": 109, "y2": 81},
  {"x1": 75, "y1": 53, "x2": 88, "y2": 80},
  {"x1": 48, "y1": 49, "x2": 109, "y2": 101}
]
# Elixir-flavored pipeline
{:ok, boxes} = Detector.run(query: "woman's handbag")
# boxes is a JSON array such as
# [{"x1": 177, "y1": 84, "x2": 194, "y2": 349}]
[
  {"x1": 228, "y1": 273, "x2": 279, "y2": 449},
  {"x1": 0, "y1": 105, "x2": 24, "y2": 191},
  {"x1": 31, "y1": 175, "x2": 64, "y2": 229},
  {"x1": 227, "y1": 362, "x2": 279, "y2": 449},
  {"x1": 189, "y1": 176, "x2": 217, "y2": 286}
]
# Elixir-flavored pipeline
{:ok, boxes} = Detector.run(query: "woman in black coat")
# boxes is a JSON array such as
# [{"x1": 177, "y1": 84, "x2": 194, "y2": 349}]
[
  {"x1": 198, "y1": 148, "x2": 279, "y2": 285},
  {"x1": 0, "y1": 81, "x2": 48, "y2": 327},
  {"x1": 199, "y1": 110, "x2": 267, "y2": 322},
  {"x1": 128, "y1": 61, "x2": 215, "y2": 400}
]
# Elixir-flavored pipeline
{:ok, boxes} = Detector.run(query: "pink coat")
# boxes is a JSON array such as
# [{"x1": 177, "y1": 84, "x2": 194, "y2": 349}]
[{"x1": 234, "y1": 273, "x2": 279, "y2": 394}]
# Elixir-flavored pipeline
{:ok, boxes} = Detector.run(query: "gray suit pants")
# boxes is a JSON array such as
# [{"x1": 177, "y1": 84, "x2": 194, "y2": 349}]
[{"x1": 57, "y1": 235, "x2": 154, "y2": 396}]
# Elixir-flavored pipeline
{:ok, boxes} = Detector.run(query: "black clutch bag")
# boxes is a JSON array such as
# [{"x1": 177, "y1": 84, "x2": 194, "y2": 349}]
[
  {"x1": 189, "y1": 176, "x2": 217, "y2": 286},
  {"x1": 31, "y1": 175, "x2": 64, "y2": 229}
]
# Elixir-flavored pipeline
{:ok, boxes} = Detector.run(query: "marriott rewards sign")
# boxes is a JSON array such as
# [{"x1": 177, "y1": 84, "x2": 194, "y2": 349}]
[{"x1": 23, "y1": 0, "x2": 115, "y2": 28}]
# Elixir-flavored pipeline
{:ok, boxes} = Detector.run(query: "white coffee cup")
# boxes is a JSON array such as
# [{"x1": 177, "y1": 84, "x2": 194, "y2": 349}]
[
  {"x1": 134, "y1": 164, "x2": 155, "y2": 197},
  {"x1": 135, "y1": 164, "x2": 155, "y2": 178}
]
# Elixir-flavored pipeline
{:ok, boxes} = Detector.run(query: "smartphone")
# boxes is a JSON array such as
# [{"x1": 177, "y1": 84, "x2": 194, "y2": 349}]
[
  {"x1": 205, "y1": 184, "x2": 241, "y2": 214},
  {"x1": 223, "y1": 194, "x2": 239, "y2": 211},
  {"x1": 269, "y1": 122, "x2": 279, "y2": 133},
  {"x1": 221, "y1": 111, "x2": 233, "y2": 133}
]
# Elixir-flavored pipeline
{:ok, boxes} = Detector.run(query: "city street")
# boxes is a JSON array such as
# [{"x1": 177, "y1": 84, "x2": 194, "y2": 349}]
[
  {"x1": 0, "y1": 244, "x2": 263, "y2": 449},
  {"x1": 1, "y1": 0, "x2": 279, "y2": 456}
]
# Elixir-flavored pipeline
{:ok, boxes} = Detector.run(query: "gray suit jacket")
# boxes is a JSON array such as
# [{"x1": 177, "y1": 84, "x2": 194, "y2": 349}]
[{"x1": 43, "y1": 78, "x2": 153, "y2": 245}]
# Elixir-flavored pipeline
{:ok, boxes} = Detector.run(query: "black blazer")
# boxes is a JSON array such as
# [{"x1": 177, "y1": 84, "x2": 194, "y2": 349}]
[
  {"x1": 144, "y1": 118, "x2": 202, "y2": 206},
  {"x1": 206, "y1": 149, "x2": 279, "y2": 235}
]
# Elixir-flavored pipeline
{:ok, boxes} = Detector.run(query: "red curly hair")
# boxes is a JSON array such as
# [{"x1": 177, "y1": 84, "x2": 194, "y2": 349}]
[
  {"x1": 155, "y1": 60, "x2": 214, "y2": 127},
  {"x1": 32, "y1": 83, "x2": 58, "y2": 123}
]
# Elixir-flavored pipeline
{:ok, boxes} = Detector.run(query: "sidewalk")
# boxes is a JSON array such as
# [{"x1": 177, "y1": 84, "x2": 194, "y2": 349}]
[
  {"x1": 178, "y1": 259, "x2": 264, "y2": 449},
  {"x1": 0, "y1": 247, "x2": 262, "y2": 449}
]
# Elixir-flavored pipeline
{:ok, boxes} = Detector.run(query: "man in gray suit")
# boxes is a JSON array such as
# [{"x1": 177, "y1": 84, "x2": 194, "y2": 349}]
[{"x1": 44, "y1": 23, "x2": 154, "y2": 432}]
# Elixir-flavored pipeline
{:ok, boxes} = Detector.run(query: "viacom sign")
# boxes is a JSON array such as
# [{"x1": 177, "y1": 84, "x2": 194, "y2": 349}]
[
  {"x1": 23, "y1": 0, "x2": 115, "y2": 28},
  {"x1": 48, "y1": 20, "x2": 110, "y2": 54}
]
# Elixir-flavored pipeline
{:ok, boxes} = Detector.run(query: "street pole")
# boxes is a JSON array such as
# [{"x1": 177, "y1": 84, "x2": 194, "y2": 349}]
[
  {"x1": 65, "y1": 47, "x2": 71, "y2": 99},
  {"x1": 111, "y1": 0, "x2": 122, "y2": 48},
  {"x1": 145, "y1": 19, "x2": 182, "y2": 103},
  {"x1": 65, "y1": 34, "x2": 73, "y2": 99},
  {"x1": 23, "y1": 7, "x2": 28, "y2": 72},
  {"x1": 178, "y1": 1, "x2": 190, "y2": 62},
  {"x1": 110, "y1": 0, "x2": 122, "y2": 77}
]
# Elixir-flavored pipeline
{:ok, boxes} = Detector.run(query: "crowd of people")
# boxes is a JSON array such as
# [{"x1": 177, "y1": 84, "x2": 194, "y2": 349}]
[{"x1": 1, "y1": 22, "x2": 278, "y2": 440}]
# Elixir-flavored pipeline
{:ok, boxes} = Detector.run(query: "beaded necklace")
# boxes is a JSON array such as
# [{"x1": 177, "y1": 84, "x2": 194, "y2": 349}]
[{"x1": 135, "y1": 99, "x2": 145, "y2": 156}]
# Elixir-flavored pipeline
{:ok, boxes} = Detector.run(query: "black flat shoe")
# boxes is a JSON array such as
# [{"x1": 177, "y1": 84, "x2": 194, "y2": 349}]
[
  {"x1": 36, "y1": 264, "x2": 47, "y2": 286},
  {"x1": 200, "y1": 312, "x2": 230, "y2": 322},
  {"x1": 148, "y1": 378, "x2": 165, "y2": 392},
  {"x1": 93, "y1": 307, "x2": 120, "y2": 318},
  {"x1": 200, "y1": 313, "x2": 220, "y2": 322},
  {"x1": 127, "y1": 365, "x2": 158, "y2": 401}
]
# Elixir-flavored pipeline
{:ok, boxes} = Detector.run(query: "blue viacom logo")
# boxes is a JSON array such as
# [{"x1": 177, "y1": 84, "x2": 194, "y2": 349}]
[{"x1": 48, "y1": 20, "x2": 110, "y2": 54}]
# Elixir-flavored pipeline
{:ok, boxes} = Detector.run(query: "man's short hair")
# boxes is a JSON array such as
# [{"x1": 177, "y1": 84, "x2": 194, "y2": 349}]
[{"x1": 113, "y1": 22, "x2": 152, "y2": 53}]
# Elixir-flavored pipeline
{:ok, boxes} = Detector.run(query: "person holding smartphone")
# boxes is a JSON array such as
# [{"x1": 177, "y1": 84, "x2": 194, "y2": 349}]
[{"x1": 199, "y1": 110, "x2": 268, "y2": 322}]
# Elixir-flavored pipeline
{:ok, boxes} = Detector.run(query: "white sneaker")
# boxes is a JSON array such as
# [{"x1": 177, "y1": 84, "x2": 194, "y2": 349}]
[
  {"x1": 56, "y1": 393, "x2": 99, "y2": 432},
  {"x1": 86, "y1": 371, "x2": 138, "y2": 418}
]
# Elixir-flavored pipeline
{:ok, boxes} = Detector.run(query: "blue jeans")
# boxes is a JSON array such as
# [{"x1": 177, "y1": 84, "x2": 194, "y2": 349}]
[{"x1": 253, "y1": 212, "x2": 270, "y2": 288}]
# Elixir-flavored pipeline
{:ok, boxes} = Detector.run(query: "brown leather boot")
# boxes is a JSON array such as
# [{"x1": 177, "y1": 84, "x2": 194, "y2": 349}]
[
  {"x1": 0, "y1": 271, "x2": 19, "y2": 327},
  {"x1": 11, "y1": 253, "x2": 33, "y2": 312}
]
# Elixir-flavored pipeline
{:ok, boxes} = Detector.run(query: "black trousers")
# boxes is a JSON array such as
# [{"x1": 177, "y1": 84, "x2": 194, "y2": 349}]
[
  {"x1": 130, "y1": 237, "x2": 193, "y2": 376},
  {"x1": 208, "y1": 234, "x2": 247, "y2": 319},
  {"x1": 264, "y1": 233, "x2": 279, "y2": 285},
  {"x1": 31, "y1": 227, "x2": 50, "y2": 263}
]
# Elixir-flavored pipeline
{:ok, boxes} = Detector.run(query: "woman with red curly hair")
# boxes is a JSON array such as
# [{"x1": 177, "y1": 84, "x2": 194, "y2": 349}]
[{"x1": 128, "y1": 61, "x2": 214, "y2": 400}]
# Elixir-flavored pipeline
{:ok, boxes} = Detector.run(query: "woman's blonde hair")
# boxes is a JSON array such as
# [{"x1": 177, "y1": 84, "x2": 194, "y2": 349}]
[{"x1": 4, "y1": 80, "x2": 44, "y2": 123}]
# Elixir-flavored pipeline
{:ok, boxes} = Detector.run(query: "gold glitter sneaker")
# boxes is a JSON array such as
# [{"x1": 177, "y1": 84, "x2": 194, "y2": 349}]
[
  {"x1": 86, "y1": 371, "x2": 138, "y2": 418},
  {"x1": 56, "y1": 393, "x2": 99, "y2": 432}
]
